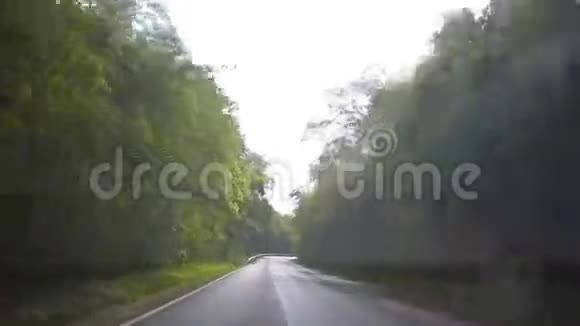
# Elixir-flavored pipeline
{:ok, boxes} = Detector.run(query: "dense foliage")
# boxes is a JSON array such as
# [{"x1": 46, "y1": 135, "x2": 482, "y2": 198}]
[
  {"x1": 295, "y1": 0, "x2": 580, "y2": 267},
  {"x1": 0, "y1": 0, "x2": 291, "y2": 276}
]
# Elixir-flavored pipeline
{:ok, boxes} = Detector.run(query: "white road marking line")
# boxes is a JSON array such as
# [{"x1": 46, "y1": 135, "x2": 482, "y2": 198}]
[{"x1": 119, "y1": 267, "x2": 243, "y2": 326}]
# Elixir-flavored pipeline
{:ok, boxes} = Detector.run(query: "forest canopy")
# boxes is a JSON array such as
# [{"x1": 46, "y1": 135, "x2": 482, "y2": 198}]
[
  {"x1": 0, "y1": 0, "x2": 292, "y2": 276},
  {"x1": 294, "y1": 0, "x2": 580, "y2": 267}
]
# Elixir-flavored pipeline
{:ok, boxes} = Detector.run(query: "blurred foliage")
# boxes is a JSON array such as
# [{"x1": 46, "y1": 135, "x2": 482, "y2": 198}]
[
  {"x1": 294, "y1": 0, "x2": 580, "y2": 268},
  {"x1": 0, "y1": 0, "x2": 292, "y2": 276}
]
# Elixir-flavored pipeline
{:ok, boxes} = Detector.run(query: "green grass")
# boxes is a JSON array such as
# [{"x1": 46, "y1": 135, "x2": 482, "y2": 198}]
[
  {"x1": 7, "y1": 263, "x2": 237, "y2": 326},
  {"x1": 103, "y1": 262, "x2": 236, "y2": 303}
]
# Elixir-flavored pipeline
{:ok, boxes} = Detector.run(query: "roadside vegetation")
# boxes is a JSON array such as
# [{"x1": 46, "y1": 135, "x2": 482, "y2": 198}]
[
  {"x1": 5, "y1": 263, "x2": 236, "y2": 326},
  {"x1": 293, "y1": 0, "x2": 580, "y2": 324},
  {"x1": 0, "y1": 1, "x2": 293, "y2": 325}
]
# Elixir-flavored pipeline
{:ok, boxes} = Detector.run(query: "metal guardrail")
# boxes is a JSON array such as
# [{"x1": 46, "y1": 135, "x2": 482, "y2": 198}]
[{"x1": 246, "y1": 253, "x2": 296, "y2": 264}]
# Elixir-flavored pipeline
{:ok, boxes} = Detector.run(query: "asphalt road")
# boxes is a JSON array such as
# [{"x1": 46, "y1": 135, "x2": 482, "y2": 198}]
[{"x1": 131, "y1": 257, "x2": 472, "y2": 326}]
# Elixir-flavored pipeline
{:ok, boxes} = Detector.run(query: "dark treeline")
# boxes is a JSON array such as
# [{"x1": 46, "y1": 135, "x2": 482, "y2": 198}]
[
  {"x1": 0, "y1": 0, "x2": 292, "y2": 277},
  {"x1": 294, "y1": 0, "x2": 580, "y2": 322}
]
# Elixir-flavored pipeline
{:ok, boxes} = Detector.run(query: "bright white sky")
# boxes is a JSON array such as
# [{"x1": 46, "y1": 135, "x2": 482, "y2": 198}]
[{"x1": 163, "y1": 0, "x2": 489, "y2": 214}]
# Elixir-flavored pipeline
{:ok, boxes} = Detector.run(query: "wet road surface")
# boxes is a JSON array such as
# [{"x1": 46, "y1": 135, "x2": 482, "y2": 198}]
[{"x1": 131, "y1": 256, "x2": 471, "y2": 326}]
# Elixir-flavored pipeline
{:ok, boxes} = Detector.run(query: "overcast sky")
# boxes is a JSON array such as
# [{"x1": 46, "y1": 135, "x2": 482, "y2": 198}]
[{"x1": 163, "y1": 0, "x2": 489, "y2": 214}]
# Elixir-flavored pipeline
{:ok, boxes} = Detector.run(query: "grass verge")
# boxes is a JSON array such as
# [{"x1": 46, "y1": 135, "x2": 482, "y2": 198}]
[{"x1": 4, "y1": 263, "x2": 238, "y2": 326}]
